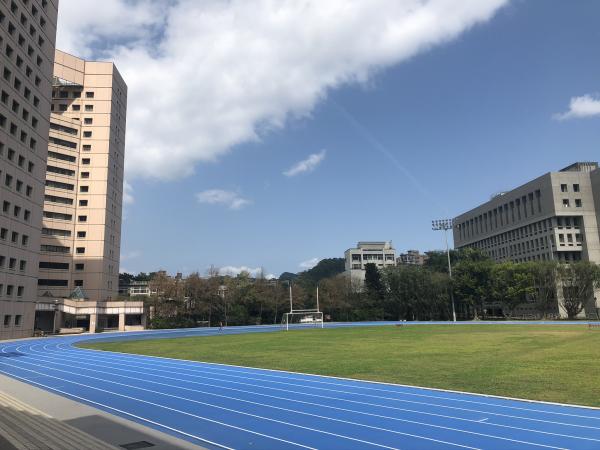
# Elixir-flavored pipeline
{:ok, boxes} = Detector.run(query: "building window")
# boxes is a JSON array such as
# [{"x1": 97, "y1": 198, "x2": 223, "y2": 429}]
[
  {"x1": 84, "y1": 118, "x2": 92, "y2": 124},
  {"x1": 575, "y1": 199, "x2": 582, "y2": 208},
  {"x1": 76, "y1": 247, "x2": 85, "y2": 254},
  {"x1": 79, "y1": 199, "x2": 88, "y2": 207},
  {"x1": 85, "y1": 92, "x2": 94, "y2": 98},
  {"x1": 3, "y1": 315, "x2": 11, "y2": 326},
  {"x1": 81, "y1": 172, "x2": 90, "y2": 178},
  {"x1": 80, "y1": 186, "x2": 89, "y2": 193},
  {"x1": 75, "y1": 263, "x2": 84, "y2": 271},
  {"x1": 77, "y1": 231, "x2": 86, "y2": 238},
  {"x1": 78, "y1": 215, "x2": 87, "y2": 222},
  {"x1": 560, "y1": 184, "x2": 568, "y2": 192},
  {"x1": 84, "y1": 105, "x2": 93, "y2": 111},
  {"x1": 74, "y1": 280, "x2": 84, "y2": 287},
  {"x1": 562, "y1": 199, "x2": 570, "y2": 208},
  {"x1": 83, "y1": 131, "x2": 92, "y2": 138},
  {"x1": 573, "y1": 184, "x2": 580, "y2": 192}
]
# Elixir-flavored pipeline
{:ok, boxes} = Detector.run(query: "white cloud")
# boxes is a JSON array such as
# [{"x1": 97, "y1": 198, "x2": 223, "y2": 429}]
[
  {"x1": 299, "y1": 257, "x2": 321, "y2": 269},
  {"x1": 57, "y1": 0, "x2": 508, "y2": 181},
  {"x1": 123, "y1": 180, "x2": 135, "y2": 205},
  {"x1": 195, "y1": 189, "x2": 251, "y2": 210},
  {"x1": 218, "y1": 266, "x2": 275, "y2": 279},
  {"x1": 284, "y1": 151, "x2": 326, "y2": 177},
  {"x1": 554, "y1": 94, "x2": 600, "y2": 120}
]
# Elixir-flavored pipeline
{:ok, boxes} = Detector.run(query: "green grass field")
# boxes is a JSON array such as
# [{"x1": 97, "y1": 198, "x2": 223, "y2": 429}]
[{"x1": 79, "y1": 325, "x2": 600, "y2": 407}]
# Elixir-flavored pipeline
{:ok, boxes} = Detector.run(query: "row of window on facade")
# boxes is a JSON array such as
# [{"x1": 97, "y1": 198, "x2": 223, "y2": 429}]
[
  {"x1": 40, "y1": 244, "x2": 86, "y2": 254},
  {"x1": 37, "y1": 279, "x2": 84, "y2": 287},
  {"x1": 51, "y1": 103, "x2": 95, "y2": 113},
  {"x1": 457, "y1": 190, "x2": 543, "y2": 240},
  {"x1": 1, "y1": 141, "x2": 36, "y2": 175},
  {"x1": 1, "y1": 88, "x2": 39, "y2": 130},
  {"x1": 52, "y1": 89, "x2": 94, "y2": 100},
  {"x1": 0, "y1": 284, "x2": 25, "y2": 298},
  {"x1": 560, "y1": 183, "x2": 580, "y2": 193},
  {"x1": 562, "y1": 198, "x2": 583, "y2": 208},
  {"x1": 0, "y1": 254, "x2": 27, "y2": 271},
  {"x1": 2, "y1": 314, "x2": 23, "y2": 328},
  {"x1": 0, "y1": 225, "x2": 29, "y2": 247},
  {"x1": 351, "y1": 254, "x2": 395, "y2": 261},
  {"x1": 3, "y1": 172, "x2": 33, "y2": 197}
]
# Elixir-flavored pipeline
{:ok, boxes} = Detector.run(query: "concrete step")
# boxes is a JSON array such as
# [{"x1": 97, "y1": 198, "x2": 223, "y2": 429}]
[{"x1": 0, "y1": 391, "x2": 119, "y2": 450}]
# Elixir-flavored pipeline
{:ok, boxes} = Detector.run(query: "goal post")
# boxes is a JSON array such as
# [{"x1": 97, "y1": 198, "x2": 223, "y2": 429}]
[{"x1": 281, "y1": 309, "x2": 324, "y2": 331}]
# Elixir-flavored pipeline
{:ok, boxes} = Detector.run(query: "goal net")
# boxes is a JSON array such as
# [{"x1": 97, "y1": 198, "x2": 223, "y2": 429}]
[{"x1": 281, "y1": 309, "x2": 324, "y2": 331}]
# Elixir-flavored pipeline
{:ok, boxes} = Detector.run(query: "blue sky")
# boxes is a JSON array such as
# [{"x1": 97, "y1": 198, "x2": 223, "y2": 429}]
[{"x1": 58, "y1": 1, "x2": 600, "y2": 277}]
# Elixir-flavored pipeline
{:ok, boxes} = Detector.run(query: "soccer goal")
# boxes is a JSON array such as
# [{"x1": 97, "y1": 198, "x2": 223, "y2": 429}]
[{"x1": 282, "y1": 309, "x2": 324, "y2": 331}]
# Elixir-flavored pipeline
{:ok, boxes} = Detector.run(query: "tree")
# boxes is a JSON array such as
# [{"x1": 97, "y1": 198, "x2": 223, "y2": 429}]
[
  {"x1": 363, "y1": 263, "x2": 385, "y2": 320},
  {"x1": 453, "y1": 258, "x2": 493, "y2": 319},
  {"x1": 558, "y1": 262, "x2": 600, "y2": 319},
  {"x1": 491, "y1": 263, "x2": 535, "y2": 317},
  {"x1": 526, "y1": 261, "x2": 559, "y2": 318}
]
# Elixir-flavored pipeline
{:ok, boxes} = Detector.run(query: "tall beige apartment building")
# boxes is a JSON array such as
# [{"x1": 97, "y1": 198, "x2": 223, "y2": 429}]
[
  {"x1": 0, "y1": 0, "x2": 58, "y2": 339},
  {"x1": 453, "y1": 162, "x2": 600, "y2": 317},
  {"x1": 37, "y1": 50, "x2": 126, "y2": 305}
]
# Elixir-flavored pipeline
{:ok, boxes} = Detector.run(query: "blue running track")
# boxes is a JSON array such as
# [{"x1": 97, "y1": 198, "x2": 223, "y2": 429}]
[{"x1": 1, "y1": 322, "x2": 600, "y2": 449}]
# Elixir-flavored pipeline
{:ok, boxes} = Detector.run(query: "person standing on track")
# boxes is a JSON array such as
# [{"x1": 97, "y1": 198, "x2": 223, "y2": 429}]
[{"x1": 219, "y1": 321, "x2": 223, "y2": 331}]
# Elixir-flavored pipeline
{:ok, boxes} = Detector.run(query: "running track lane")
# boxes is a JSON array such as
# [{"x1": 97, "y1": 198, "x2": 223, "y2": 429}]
[{"x1": 1, "y1": 322, "x2": 600, "y2": 449}]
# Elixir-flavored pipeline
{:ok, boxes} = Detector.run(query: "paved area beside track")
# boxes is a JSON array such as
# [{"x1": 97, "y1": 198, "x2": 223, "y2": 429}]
[{"x1": 1, "y1": 322, "x2": 600, "y2": 449}]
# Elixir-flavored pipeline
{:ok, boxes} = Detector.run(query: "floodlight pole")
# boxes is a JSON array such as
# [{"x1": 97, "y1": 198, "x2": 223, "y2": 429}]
[
  {"x1": 316, "y1": 284, "x2": 319, "y2": 312},
  {"x1": 432, "y1": 219, "x2": 457, "y2": 322},
  {"x1": 289, "y1": 283, "x2": 293, "y2": 312}
]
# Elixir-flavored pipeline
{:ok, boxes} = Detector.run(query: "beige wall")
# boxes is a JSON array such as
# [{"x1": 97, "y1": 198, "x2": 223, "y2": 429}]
[
  {"x1": 38, "y1": 49, "x2": 126, "y2": 303},
  {"x1": 0, "y1": 0, "x2": 58, "y2": 339}
]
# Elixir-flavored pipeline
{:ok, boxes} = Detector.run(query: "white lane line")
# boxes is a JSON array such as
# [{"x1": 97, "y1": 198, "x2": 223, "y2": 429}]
[
  {"x1": 0, "y1": 361, "x2": 314, "y2": 450},
  {"x1": 40, "y1": 343, "x2": 600, "y2": 432},
  {"x1": 0, "y1": 358, "x2": 403, "y2": 450},
  {"x1": 0, "y1": 369, "x2": 235, "y2": 450},
  {"x1": 60, "y1": 341, "x2": 600, "y2": 421},
  {"x1": 23, "y1": 348, "x2": 600, "y2": 447},
  {"x1": 18, "y1": 350, "x2": 600, "y2": 448}
]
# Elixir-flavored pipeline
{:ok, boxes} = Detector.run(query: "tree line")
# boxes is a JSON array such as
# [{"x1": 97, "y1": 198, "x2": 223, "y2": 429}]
[{"x1": 122, "y1": 250, "x2": 600, "y2": 328}]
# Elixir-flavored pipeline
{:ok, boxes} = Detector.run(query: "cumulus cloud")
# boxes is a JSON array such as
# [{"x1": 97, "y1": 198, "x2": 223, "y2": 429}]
[
  {"x1": 299, "y1": 257, "x2": 321, "y2": 269},
  {"x1": 284, "y1": 151, "x2": 326, "y2": 177},
  {"x1": 554, "y1": 94, "x2": 600, "y2": 120},
  {"x1": 57, "y1": 0, "x2": 508, "y2": 181},
  {"x1": 195, "y1": 189, "x2": 251, "y2": 210},
  {"x1": 219, "y1": 266, "x2": 275, "y2": 279}
]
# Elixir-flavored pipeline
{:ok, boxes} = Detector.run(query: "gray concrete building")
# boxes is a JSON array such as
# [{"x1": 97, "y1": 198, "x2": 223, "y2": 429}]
[
  {"x1": 0, "y1": 0, "x2": 58, "y2": 339},
  {"x1": 344, "y1": 241, "x2": 396, "y2": 287},
  {"x1": 453, "y1": 161, "x2": 600, "y2": 317},
  {"x1": 397, "y1": 250, "x2": 428, "y2": 266}
]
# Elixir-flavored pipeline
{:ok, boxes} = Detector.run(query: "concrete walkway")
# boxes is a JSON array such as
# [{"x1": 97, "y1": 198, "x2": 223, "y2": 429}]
[
  {"x1": 0, "y1": 374, "x2": 206, "y2": 450},
  {"x1": 0, "y1": 389, "x2": 118, "y2": 450}
]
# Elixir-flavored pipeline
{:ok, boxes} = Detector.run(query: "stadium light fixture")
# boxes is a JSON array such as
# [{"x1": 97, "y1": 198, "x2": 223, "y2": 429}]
[{"x1": 432, "y1": 218, "x2": 457, "y2": 322}]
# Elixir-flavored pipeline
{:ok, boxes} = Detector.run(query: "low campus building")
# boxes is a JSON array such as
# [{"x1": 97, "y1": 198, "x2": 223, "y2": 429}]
[{"x1": 344, "y1": 241, "x2": 396, "y2": 287}]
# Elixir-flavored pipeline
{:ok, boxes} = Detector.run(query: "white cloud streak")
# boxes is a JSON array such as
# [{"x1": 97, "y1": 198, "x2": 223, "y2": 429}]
[
  {"x1": 554, "y1": 94, "x2": 600, "y2": 120},
  {"x1": 284, "y1": 151, "x2": 326, "y2": 177},
  {"x1": 299, "y1": 257, "x2": 321, "y2": 269},
  {"x1": 57, "y1": 0, "x2": 509, "y2": 181},
  {"x1": 218, "y1": 266, "x2": 275, "y2": 279},
  {"x1": 195, "y1": 189, "x2": 251, "y2": 210}
]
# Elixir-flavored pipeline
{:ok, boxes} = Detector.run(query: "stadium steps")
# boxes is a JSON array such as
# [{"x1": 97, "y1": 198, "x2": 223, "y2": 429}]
[{"x1": 0, "y1": 390, "x2": 119, "y2": 450}]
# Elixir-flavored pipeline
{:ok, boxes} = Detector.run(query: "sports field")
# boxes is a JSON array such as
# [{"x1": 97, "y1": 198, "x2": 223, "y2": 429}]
[{"x1": 81, "y1": 324, "x2": 600, "y2": 407}]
